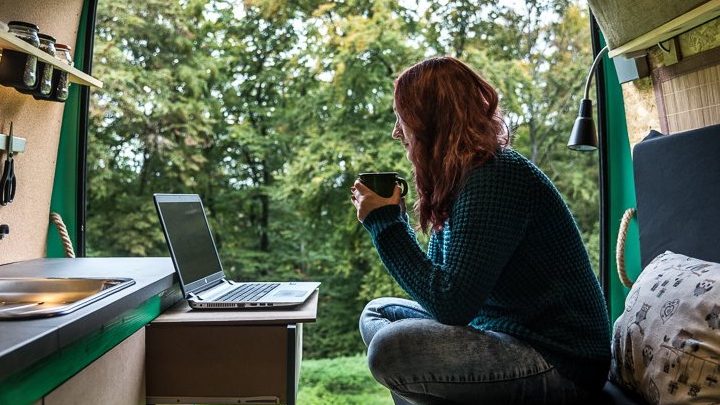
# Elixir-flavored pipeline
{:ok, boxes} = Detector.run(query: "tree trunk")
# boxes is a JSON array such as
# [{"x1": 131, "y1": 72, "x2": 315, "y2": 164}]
[
  {"x1": 138, "y1": 145, "x2": 151, "y2": 195},
  {"x1": 259, "y1": 161, "x2": 270, "y2": 252}
]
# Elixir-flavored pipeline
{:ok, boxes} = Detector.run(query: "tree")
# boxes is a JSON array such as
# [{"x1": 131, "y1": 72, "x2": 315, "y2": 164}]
[
  {"x1": 421, "y1": 0, "x2": 600, "y2": 269},
  {"x1": 89, "y1": 0, "x2": 222, "y2": 256},
  {"x1": 88, "y1": 0, "x2": 599, "y2": 359}
]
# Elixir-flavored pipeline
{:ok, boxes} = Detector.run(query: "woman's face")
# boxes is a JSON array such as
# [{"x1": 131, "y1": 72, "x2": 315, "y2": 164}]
[{"x1": 392, "y1": 110, "x2": 413, "y2": 160}]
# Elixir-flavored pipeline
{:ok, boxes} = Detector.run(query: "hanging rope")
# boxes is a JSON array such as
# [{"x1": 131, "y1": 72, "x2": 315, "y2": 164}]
[
  {"x1": 616, "y1": 208, "x2": 636, "y2": 288},
  {"x1": 50, "y1": 212, "x2": 75, "y2": 258}
]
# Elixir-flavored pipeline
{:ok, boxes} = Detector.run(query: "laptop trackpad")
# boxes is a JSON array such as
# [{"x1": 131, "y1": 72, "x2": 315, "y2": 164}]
[{"x1": 273, "y1": 290, "x2": 307, "y2": 298}]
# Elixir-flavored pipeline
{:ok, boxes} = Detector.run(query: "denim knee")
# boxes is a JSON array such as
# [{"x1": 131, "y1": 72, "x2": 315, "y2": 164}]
[
  {"x1": 366, "y1": 321, "x2": 412, "y2": 388},
  {"x1": 359, "y1": 297, "x2": 398, "y2": 346},
  {"x1": 363, "y1": 297, "x2": 401, "y2": 315}
]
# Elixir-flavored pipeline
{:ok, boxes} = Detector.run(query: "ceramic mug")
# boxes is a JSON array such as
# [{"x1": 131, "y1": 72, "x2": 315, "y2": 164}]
[{"x1": 357, "y1": 172, "x2": 408, "y2": 198}]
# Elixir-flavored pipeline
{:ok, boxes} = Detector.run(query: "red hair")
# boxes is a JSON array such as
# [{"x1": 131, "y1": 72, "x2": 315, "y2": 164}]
[{"x1": 394, "y1": 56, "x2": 508, "y2": 232}]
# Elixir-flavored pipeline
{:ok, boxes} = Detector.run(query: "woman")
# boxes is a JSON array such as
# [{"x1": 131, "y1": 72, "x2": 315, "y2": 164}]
[{"x1": 350, "y1": 56, "x2": 610, "y2": 405}]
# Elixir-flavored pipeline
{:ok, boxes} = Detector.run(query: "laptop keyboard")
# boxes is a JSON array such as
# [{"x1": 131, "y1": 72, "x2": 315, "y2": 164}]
[{"x1": 216, "y1": 283, "x2": 281, "y2": 302}]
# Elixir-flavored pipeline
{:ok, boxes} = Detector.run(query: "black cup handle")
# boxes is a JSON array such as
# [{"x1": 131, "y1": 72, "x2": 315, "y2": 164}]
[{"x1": 396, "y1": 177, "x2": 408, "y2": 197}]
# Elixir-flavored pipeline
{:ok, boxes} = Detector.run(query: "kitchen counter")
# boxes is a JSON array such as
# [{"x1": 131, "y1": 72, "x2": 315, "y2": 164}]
[{"x1": 0, "y1": 258, "x2": 178, "y2": 389}]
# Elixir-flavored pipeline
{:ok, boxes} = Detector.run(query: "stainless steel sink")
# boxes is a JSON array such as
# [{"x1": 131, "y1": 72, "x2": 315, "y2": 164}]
[{"x1": 0, "y1": 277, "x2": 135, "y2": 320}]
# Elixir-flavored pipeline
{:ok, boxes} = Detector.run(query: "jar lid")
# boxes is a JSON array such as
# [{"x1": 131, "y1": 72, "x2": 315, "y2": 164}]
[
  {"x1": 38, "y1": 33, "x2": 57, "y2": 43},
  {"x1": 55, "y1": 44, "x2": 72, "y2": 51},
  {"x1": 8, "y1": 21, "x2": 39, "y2": 31}
]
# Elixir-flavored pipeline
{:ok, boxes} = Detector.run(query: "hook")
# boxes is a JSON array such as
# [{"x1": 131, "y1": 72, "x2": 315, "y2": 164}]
[{"x1": 658, "y1": 40, "x2": 672, "y2": 53}]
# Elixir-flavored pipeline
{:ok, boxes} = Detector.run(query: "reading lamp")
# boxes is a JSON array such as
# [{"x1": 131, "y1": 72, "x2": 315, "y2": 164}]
[{"x1": 568, "y1": 46, "x2": 609, "y2": 151}]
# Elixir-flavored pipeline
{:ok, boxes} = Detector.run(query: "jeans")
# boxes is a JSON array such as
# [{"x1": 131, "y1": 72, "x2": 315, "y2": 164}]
[{"x1": 359, "y1": 297, "x2": 591, "y2": 405}]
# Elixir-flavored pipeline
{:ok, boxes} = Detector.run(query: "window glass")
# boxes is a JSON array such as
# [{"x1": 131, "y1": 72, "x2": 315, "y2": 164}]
[{"x1": 89, "y1": 1, "x2": 596, "y2": 402}]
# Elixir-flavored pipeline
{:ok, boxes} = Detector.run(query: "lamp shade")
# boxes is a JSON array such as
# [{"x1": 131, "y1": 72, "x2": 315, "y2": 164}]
[{"x1": 567, "y1": 98, "x2": 598, "y2": 151}]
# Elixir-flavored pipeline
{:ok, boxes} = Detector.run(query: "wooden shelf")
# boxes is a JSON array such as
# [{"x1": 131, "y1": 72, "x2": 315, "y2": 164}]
[
  {"x1": 0, "y1": 29, "x2": 102, "y2": 88},
  {"x1": 609, "y1": 0, "x2": 720, "y2": 58}
]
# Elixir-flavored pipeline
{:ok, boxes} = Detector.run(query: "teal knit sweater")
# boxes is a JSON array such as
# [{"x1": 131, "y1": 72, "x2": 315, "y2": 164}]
[{"x1": 362, "y1": 148, "x2": 611, "y2": 391}]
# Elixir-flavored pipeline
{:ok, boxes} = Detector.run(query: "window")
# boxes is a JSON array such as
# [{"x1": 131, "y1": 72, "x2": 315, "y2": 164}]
[{"x1": 88, "y1": 1, "x2": 597, "y2": 402}]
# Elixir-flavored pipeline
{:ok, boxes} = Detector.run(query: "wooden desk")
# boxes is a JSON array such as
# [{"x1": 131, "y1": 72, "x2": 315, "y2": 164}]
[{"x1": 145, "y1": 290, "x2": 318, "y2": 405}]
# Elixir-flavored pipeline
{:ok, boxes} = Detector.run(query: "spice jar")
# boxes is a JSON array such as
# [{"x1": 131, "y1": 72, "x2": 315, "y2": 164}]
[
  {"x1": 0, "y1": 21, "x2": 40, "y2": 90},
  {"x1": 0, "y1": 21, "x2": 6, "y2": 60},
  {"x1": 50, "y1": 44, "x2": 72, "y2": 102},
  {"x1": 31, "y1": 33, "x2": 56, "y2": 99}
]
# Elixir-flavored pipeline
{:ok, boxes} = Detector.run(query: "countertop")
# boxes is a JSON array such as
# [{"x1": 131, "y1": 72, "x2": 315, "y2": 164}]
[{"x1": 0, "y1": 257, "x2": 177, "y2": 381}]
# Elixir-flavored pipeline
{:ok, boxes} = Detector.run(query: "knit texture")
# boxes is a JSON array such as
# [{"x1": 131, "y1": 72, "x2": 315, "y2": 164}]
[{"x1": 363, "y1": 148, "x2": 611, "y2": 391}]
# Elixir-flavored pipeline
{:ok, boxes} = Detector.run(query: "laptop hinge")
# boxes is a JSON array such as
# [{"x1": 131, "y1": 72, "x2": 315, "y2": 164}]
[{"x1": 189, "y1": 278, "x2": 229, "y2": 298}]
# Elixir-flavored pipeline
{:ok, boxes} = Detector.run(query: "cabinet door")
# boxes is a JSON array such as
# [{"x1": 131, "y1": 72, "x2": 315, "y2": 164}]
[{"x1": 44, "y1": 328, "x2": 145, "y2": 405}]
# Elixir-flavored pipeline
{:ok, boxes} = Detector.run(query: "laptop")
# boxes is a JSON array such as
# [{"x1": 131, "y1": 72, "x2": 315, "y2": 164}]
[{"x1": 154, "y1": 194, "x2": 320, "y2": 309}]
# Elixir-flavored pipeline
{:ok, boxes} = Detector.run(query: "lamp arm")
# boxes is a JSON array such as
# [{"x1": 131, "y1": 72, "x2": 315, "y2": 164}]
[{"x1": 583, "y1": 46, "x2": 609, "y2": 100}]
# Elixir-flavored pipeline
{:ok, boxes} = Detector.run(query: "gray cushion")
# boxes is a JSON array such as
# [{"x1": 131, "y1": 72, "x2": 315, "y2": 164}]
[{"x1": 633, "y1": 124, "x2": 720, "y2": 268}]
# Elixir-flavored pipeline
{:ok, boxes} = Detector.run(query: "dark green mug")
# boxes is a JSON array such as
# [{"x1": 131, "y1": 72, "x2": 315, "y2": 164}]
[{"x1": 358, "y1": 172, "x2": 408, "y2": 198}]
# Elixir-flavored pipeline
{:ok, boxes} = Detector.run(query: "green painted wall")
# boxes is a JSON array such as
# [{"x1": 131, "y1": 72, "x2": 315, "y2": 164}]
[
  {"x1": 600, "y1": 40, "x2": 642, "y2": 322},
  {"x1": 47, "y1": 0, "x2": 91, "y2": 257}
]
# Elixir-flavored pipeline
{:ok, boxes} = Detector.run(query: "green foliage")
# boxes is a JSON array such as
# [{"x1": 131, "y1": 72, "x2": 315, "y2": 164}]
[
  {"x1": 298, "y1": 355, "x2": 393, "y2": 405},
  {"x1": 88, "y1": 0, "x2": 600, "y2": 362}
]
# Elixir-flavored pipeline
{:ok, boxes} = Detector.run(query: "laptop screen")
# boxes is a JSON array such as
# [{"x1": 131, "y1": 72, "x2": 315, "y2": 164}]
[{"x1": 155, "y1": 196, "x2": 224, "y2": 288}]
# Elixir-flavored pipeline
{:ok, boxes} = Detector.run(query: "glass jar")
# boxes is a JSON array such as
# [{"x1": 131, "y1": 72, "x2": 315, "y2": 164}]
[
  {"x1": 0, "y1": 21, "x2": 40, "y2": 90},
  {"x1": 0, "y1": 21, "x2": 6, "y2": 59},
  {"x1": 31, "y1": 33, "x2": 56, "y2": 99},
  {"x1": 50, "y1": 44, "x2": 72, "y2": 102}
]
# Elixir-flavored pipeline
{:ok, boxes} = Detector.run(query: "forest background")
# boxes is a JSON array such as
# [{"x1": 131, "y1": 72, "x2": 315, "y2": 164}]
[{"x1": 87, "y1": 0, "x2": 596, "y2": 402}]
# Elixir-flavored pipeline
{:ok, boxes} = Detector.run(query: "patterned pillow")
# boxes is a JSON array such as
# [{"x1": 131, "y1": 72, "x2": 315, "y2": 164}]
[{"x1": 610, "y1": 251, "x2": 720, "y2": 404}]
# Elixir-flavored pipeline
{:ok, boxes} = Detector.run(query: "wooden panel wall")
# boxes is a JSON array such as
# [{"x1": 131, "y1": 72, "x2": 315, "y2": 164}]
[
  {"x1": 658, "y1": 63, "x2": 720, "y2": 133},
  {"x1": 44, "y1": 328, "x2": 146, "y2": 405},
  {"x1": 0, "y1": 0, "x2": 83, "y2": 265}
]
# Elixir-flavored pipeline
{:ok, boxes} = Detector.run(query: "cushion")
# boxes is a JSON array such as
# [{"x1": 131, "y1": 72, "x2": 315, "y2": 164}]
[
  {"x1": 610, "y1": 251, "x2": 720, "y2": 404},
  {"x1": 633, "y1": 124, "x2": 720, "y2": 268}
]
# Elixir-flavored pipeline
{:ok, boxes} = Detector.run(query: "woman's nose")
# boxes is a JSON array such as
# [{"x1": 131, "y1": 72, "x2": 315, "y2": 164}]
[{"x1": 392, "y1": 124, "x2": 403, "y2": 140}]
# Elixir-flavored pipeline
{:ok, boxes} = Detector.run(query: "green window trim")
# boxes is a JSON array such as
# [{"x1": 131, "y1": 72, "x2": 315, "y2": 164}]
[
  {"x1": 47, "y1": 0, "x2": 97, "y2": 258},
  {"x1": 594, "y1": 25, "x2": 642, "y2": 322}
]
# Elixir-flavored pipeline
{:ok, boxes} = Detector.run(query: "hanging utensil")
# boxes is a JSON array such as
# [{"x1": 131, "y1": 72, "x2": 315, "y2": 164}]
[{"x1": 0, "y1": 122, "x2": 17, "y2": 205}]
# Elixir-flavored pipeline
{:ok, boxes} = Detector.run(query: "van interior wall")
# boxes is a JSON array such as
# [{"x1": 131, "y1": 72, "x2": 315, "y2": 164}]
[
  {"x1": 0, "y1": 0, "x2": 83, "y2": 265},
  {"x1": 621, "y1": 17, "x2": 720, "y2": 148}
]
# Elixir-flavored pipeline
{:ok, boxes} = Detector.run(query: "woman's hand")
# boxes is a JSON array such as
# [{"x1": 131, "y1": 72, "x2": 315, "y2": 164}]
[{"x1": 350, "y1": 180, "x2": 403, "y2": 222}]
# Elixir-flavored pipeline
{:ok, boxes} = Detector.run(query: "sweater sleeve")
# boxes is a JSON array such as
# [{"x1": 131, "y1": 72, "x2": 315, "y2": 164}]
[{"x1": 362, "y1": 163, "x2": 532, "y2": 325}]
